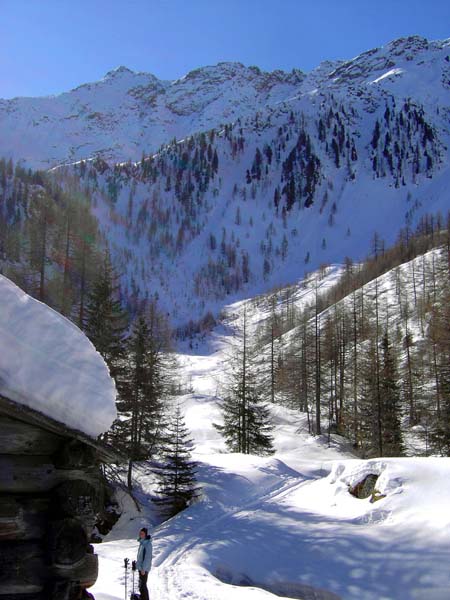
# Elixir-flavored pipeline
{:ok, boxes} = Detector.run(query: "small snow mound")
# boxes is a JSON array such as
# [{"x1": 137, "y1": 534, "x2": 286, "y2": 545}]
[
  {"x1": 326, "y1": 460, "x2": 409, "y2": 515},
  {"x1": 0, "y1": 275, "x2": 117, "y2": 437},
  {"x1": 329, "y1": 460, "x2": 387, "y2": 488}
]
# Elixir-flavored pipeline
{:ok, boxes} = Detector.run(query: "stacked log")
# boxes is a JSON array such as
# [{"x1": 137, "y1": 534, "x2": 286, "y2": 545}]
[{"x1": 0, "y1": 396, "x2": 118, "y2": 600}]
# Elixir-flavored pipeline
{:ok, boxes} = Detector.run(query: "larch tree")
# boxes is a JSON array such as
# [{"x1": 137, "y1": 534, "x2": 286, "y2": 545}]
[
  {"x1": 429, "y1": 271, "x2": 450, "y2": 455},
  {"x1": 26, "y1": 190, "x2": 56, "y2": 303}
]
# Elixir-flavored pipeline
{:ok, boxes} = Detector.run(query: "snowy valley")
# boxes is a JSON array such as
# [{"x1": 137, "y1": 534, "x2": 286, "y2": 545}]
[
  {"x1": 1, "y1": 238, "x2": 449, "y2": 598},
  {"x1": 90, "y1": 274, "x2": 450, "y2": 600},
  {"x1": 0, "y1": 32, "x2": 450, "y2": 600}
]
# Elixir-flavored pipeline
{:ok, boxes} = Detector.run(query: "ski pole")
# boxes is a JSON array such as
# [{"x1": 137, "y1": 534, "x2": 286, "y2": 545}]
[
  {"x1": 124, "y1": 558, "x2": 129, "y2": 600},
  {"x1": 132, "y1": 560, "x2": 137, "y2": 598}
]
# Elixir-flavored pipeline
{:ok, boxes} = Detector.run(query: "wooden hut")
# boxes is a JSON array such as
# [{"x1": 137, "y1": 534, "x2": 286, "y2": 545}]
[{"x1": 0, "y1": 393, "x2": 119, "y2": 600}]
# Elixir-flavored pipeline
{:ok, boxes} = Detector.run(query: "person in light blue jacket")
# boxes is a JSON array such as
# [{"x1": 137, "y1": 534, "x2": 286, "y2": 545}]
[{"x1": 136, "y1": 527, "x2": 152, "y2": 600}]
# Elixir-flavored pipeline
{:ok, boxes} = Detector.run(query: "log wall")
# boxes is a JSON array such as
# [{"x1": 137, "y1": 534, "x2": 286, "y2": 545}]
[{"x1": 0, "y1": 397, "x2": 117, "y2": 600}]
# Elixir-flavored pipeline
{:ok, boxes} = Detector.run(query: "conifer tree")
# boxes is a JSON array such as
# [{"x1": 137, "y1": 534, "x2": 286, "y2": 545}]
[
  {"x1": 121, "y1": 304, "x2": 171, "y2": 488},
  {"x1": 84, "y1": 252, "x2": 128, "y2": 384},
  {"x1": 358, "y1": 338, "x2": 379, "y2": 457},
  {"x1": 153, "y1": 405, "x2": 199, "y2": 518},
  {"x1": 215, "y1": 311, "x2": 274, "y2": 455},
  {"x1": 72, "y1": 201, "x2": 102, "y2": 328},
  {"x1": 26, "y1": 190, "x2": 56, "y2": 302},
  {"x1": 431, "y1": 372, "x2": 450, "y2": 456}
]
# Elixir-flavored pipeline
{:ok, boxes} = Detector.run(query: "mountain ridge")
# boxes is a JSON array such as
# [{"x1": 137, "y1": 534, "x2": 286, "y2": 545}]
[{"x1": 0, "y1": 35, "x2": 448, "y2": 169}]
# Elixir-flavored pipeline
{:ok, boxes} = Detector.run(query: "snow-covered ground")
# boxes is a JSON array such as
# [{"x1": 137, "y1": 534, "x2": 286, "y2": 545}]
[{"x1": 91, "y1": 299, "x2": 450, "y2": 600}]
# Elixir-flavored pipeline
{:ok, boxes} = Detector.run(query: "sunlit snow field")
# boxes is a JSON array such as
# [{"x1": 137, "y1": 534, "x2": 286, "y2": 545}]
[{"x1": 92, "y1": 287, "x2": 450, "y2": 600}]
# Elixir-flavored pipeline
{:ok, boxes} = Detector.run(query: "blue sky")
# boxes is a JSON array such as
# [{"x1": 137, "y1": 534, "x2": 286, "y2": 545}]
[{"x1": 1, "y1": 0, "x2": 449, "y2": 98}]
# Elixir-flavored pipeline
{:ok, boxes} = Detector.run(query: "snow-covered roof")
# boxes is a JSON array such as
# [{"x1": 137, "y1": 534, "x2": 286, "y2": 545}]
[{"x1": 0, "y1": 275, "x2": 117, "y2": 438}]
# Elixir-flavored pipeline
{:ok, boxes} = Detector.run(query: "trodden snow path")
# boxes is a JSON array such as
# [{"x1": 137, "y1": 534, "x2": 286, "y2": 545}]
[{"x1": 92, "y1": 306, "x2": 450, "y2": 600}]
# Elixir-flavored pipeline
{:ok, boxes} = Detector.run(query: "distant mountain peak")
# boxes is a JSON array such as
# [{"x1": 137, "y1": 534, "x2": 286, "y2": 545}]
[
  {"x1": 176, "y1": 61, "x2": 305, "y2": 85},
  {"x1": 1, "y1": 34, "x2": 449, "y2": 326},
  {"x1": 103, "y1": 65, "x2": 137, "y2": 79},
  {"x1": 386, "y1": 34, "x2": 429, "y2": 53}
]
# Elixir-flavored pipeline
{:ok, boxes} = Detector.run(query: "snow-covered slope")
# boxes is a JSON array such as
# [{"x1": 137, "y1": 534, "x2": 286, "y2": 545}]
[
  {"x1": 47, "y1": 35, "x2": 449, "y2": 324},
  {"x1": 90, "y1": 302, "x2": 450, "y2": 600},
  {"x1": 211, "y1": 243, "x2": 450, "y2": 456},
  {"x1": 0, "y1": 274, "x2": 116, "y2": 436}
]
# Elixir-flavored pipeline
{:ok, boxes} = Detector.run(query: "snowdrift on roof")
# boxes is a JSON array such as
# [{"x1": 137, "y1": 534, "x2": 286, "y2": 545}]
[{"x1": 0, "y1": 274, "x2": 117, "y2": 437}]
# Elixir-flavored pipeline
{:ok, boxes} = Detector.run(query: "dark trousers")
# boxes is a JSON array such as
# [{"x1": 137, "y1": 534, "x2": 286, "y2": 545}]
[{"x1": 139, "y1": 571, "x2": 149, "y2": 600}]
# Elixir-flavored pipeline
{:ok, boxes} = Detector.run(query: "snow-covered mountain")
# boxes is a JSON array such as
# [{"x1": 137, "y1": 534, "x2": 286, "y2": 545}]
[
  {"x1": 2, "y1": 35, "x2": 450, "y2": 324},
  {"x1": 0, "y1": 36, "x2": 448, "y2": 169},
  {"x1": 0, "y1": 62, "x2": 304, "y2": 169}
]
